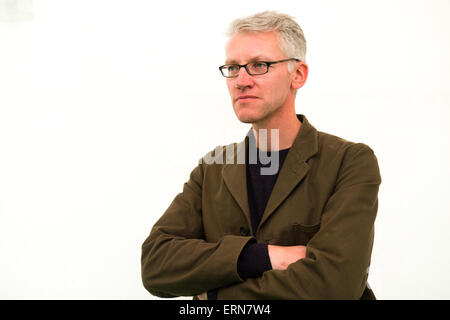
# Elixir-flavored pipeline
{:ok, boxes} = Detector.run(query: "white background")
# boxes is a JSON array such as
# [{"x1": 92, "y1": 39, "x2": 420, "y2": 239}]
[{"x1": 1, "y1": 0, "x2": 449, "y2": 299}]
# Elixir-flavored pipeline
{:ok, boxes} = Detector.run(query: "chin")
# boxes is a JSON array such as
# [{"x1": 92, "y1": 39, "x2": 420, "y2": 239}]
[
  {"x1": 237, "y1": 117, "x2": 254, "y2": 124},
  {"x1": 234, "y1": 105, "x2": 265, "y2": 124},
  {"x1": 235, "y1": 110, "x2": 259, "y2": 124}
]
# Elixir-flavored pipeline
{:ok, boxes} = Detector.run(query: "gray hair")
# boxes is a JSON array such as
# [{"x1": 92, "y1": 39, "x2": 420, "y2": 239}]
[{"x1": 226, "y1": 11, "x2": 307, "y2": 71}]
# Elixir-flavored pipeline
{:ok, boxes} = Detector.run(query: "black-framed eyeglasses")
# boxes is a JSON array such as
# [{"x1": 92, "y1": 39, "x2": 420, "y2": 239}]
[{"x1": 219, "y1": 58, "x2": 300, "y2": 78}]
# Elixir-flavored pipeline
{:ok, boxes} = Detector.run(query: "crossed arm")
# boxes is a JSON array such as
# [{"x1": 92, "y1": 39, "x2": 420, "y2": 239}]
[
  {"x1": 196, "y1": 244, "x2": 306, "y2": 300},
  {"x1": 141, "y1": 143, "x2": 381, "y2": 299}
]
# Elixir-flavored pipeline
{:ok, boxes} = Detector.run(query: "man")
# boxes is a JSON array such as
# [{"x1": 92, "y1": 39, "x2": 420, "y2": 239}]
[{"x1": 141, "y1": 11, "x2": 381, "y2": 299}]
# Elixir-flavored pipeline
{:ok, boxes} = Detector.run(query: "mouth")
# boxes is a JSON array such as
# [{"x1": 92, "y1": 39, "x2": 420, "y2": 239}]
[{"x1": 236, "y1": 95, "x2": 259, "y2": 102}]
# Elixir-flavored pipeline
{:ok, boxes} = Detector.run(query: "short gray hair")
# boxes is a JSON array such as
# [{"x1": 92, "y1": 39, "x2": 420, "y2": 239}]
[{"x1": 226, "y1": 11, "x2": 307, "y2": 70}]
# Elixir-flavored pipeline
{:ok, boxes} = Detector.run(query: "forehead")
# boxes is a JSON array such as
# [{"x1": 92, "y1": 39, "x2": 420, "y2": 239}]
[{"x1": 225, "y1": 31, "x2": 284, "y2": 64}]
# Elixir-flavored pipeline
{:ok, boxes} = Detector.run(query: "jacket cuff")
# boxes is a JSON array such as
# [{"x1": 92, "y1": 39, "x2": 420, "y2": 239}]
[{"x1": 219, "y1": 234, "x2": 256, "y2": 283}]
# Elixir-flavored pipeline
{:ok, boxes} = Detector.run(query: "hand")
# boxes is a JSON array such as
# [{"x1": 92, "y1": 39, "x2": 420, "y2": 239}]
[{"x1": 267, "y1": 245, "x2": 307, "y2": 270}]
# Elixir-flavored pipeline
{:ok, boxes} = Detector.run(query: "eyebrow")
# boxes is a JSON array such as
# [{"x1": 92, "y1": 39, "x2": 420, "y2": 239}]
[{"x1": 225, "y1": 56, "x2": 271, "y2": 64}]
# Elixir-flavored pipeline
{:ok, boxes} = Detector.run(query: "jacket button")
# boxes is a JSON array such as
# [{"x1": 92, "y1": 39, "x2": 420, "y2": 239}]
[{"x1": 240, "y1": 227, "x2": 249, "y2": 236}]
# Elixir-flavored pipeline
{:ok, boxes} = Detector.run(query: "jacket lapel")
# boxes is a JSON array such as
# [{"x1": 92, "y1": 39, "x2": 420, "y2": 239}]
[
  {"x1": 222, "y1": 137, "x2": 253, "y2": 231},
  {"x1": 257, "y1": 114, "x2": 319, "y2": 233}
]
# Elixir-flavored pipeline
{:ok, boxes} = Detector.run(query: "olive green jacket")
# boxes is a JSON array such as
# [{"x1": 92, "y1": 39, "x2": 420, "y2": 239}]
[{"x1": 141, "y1": 114, "x2": 382, "y2": 299}]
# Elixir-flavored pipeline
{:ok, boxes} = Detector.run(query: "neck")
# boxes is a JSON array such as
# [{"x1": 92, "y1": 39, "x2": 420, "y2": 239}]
[{"x1": 251, "y1": 107, "x2": 301, "y2": 152}]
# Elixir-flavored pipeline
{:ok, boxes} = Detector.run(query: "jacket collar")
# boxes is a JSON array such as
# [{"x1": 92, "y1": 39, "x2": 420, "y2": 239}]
[{"x1": 222, "y1": 114, "x2": 319, "y2": 235}]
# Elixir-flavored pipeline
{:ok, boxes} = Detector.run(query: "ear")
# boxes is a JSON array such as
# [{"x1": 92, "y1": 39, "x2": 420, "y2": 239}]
[{"x1": 291, "y1": 62, "x2": 309, "y2": 90}]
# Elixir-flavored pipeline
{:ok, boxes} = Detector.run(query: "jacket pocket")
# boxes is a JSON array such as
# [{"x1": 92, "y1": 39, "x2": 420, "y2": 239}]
[
  {"x1": 269, "y1": 223, "x2": 320, "y2": 246},
  {"x1": 292, "y1": 223, "x2": 321, "y2": 245}
]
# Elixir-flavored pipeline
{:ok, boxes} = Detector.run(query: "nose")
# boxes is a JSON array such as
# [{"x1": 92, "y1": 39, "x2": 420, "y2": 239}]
[{"x1": 234, "y1": 66, "x2": 254, "y2": 89}]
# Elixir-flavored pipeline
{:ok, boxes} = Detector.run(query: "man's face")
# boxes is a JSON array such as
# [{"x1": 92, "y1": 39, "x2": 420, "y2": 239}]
[{"x1": 225, "y1": 31, "x2": 296, "y2": 124}]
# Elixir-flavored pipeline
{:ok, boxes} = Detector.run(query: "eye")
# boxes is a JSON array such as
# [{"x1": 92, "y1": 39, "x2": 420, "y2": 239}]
[
  {"x1": 253, "y1": 62, "x2": 266, "y2": 68},
  {"x1": 250, "y1": 62, "x2": 268, "y2": 71},
  {"x1": 227, "y1": 65, "x2": 238, "y2": 72}
]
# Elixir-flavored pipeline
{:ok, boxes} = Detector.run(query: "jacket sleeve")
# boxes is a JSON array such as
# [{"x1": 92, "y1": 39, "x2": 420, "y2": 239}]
[
  {"x1": 141, "y1": 162, "x2": 254, "y2": 298},
  {"x1": 217, "y1": 143, "x2": 382, "y2": 299}
]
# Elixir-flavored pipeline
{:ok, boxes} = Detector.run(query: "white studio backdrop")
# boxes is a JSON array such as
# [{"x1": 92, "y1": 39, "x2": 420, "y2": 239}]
[{"x1": 0, "y1": 0, "x2": 449, "y2": 299}]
